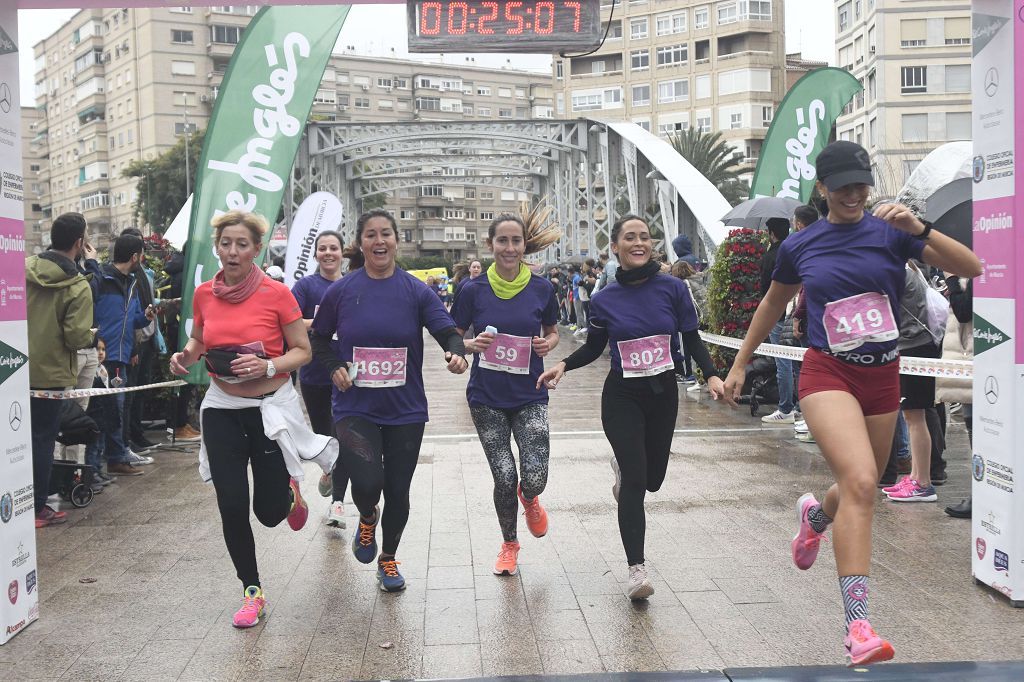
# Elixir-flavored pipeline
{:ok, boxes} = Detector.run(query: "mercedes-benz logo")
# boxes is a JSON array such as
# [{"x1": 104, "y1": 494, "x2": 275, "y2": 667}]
[
  {"x1": 8, "y1": 401, "x2": 21, "y2": 431},
  {"x1": 0, "y1": 83, "x2": 10, "y2": 114},
  {"x1": 985, "y1": 68, "x2": 999, "y2": 97},
  {"x1": 985, "y1": 375, "x2": 999, "y2": 404}
]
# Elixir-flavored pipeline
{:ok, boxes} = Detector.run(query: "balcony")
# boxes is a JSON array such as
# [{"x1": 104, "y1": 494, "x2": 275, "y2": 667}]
[
  {"x1": 717, "y1": 50, "x2": 776, "y2": 66},
  {"x1": 207, "y1": 41, "x2": 238, "y2": 59},
  {"x1": 73, "y1": 61, "x2": 105, "y2": 82},
  {"x1": 76, "y1": 147, "x2": 108, "y2": 166}
]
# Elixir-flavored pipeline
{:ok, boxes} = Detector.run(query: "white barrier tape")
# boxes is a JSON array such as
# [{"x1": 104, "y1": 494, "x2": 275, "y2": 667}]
[
  {"x1": 699, "y1": 332, "x2": 973, "y2": 380},
  {"x1": 30, "y1": 380, "x2": 187, "y2": 400}
]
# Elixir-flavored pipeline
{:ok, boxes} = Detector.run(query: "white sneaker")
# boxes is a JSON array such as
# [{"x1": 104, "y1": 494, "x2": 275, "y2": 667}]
[
  {"x1": 795, "y1": 431, "x2": 816, "y2": 443},
  {"x1": 686, "y1": 383, "x2": 704, "y2": 392},
  {"x1": 627, "y1": 563, "x2": 654, "y2": 600},
  {"x1": 610, "y1": 456, "x2": 621, "y2": 503},
  {"x1": 326, "y1": 500, "x2": 346, "y2": 528},
  {"x1": 762, "y1": 410, "x2": 795, "y2": 424},
  {"x1": 794, "y1": 419, "x2": 808, "y2": 433},
  {"x1": 128, "y1": 450, "x2": 154, "y2": 465}
]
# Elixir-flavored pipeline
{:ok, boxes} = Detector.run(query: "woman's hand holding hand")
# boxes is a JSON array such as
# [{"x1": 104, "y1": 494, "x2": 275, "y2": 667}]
[
  {"x1": 721, "y1": 367, "x2": 746, "y2": 407},
  {"x1": 331, "y1": 364, "x2": 353, "y2": 392},
  {"x1": 445, "y1": 352, "x2": 468, "y2": 374}
]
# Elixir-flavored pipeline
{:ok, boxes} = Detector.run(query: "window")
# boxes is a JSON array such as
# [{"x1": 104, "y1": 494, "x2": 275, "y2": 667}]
[
  {"x1": 211, "y1": 25, "x2": 242, "y2": 44},
  {"x1": 462, "y1": 104, "x2": 472, "y2": 115},
  {"x1": 173, "y1": 91, "x2": 196, "y2": 106},
  {"x1": 656, "y1": 44, "x2": 688, "y2": 67},
  {"x1": 945, "y1": 64, "x2": 970, "y2": 93},
  {"x1": 591, "y1": 60, "x2": 607, "y2": 74},
  {"x1": 607, "y1": 20, "x2": 623, "y2": 39},
  {"x1": 743, "y1": 0, "x2": 772, "y2": 20},
  {"x1": 313, "y1": 88, "x2": 336, "y2": 104},
  {"x1": 656, "y1": 11, "x2": 686, "y2": 36},
  {"x1": 630, "y1": 18, "x2": 648, "y2": 40},
  {"x1": 657, "y1": 79, "x2": 689, "y2": 103},
  {"x1": 400, "y1": 209, "x2": 415, "y2": 220},
  {"x1": 630, "y1": 49, "x2": 650, "y2": 70},
  {"x1": 498, "y1": 87, "x2": 512, "y2": 97},
  {"x1": 169, "y1": 6, "x2": 193, "y2": 12},
  {"x1": 354, "y1": 97, "x2": 370, "y2": 109},
  {"x1": 901, "y1": 113, "x2": 927, "y2": 142},
  {"x1": 761, "y1": 105, "x2": 773, "y2": 127},
  {"x1": 498, "y1": 108, "x2": 513, "y2": 118},
  {"x1": 174, "y1": 122, "x2": 197, "y2": 136},
  {"x1": 719, "y1": 68, "x2": 771, "y2": 95},
  {"x1": 415, "y1": 97, "x2": 440, "y2": 110},
  {"x1": 658, "y1": 120, "x2": 689, "y2": 136},
  {"x1": 171, "y1": 29, "x2": 193, "y2": 44},
  {"x1": 867, "y1": 71, "x2": 876, "y2": 101},
  {"x1": 869, "y1": 117, "x2": 877, "y2": 147},
  {"x1": 515, "y1": 87, "x2": 526, "y2": 97},
  {"x1": 632, "y1": 85, "x2": 651, "y2": 106},
  {"x1": 900, "y1": 19, "x2": 926, "y2": 47},
  {"x1": 838, "y1": 1, "x2": 851, "y2": 32},
  {"x1": 480, "y1": 211, "x2": 495, "y2": 221},
  {"x1": 477, "y1": 106, "x2": 491, "y2": 116},
  {"x1": 477, "y1": 86, "x2": 491, "y2": 96},
  {"x1": 900, "y1": 66, "x2": 926, "y2": 93},
  {"x1": 171, "y1": 60, "x2": 195, "y2": 76},
  {"x1": 944, "y1": 17, "x2": 970, "y2": 45},
  {"x1": 555, "y1": 61, "x2": 564, "y2": 79},
  {"x1": 946, "y1": 112, "x2": 970, "y2": 140},
  {"x1": 634, "y1": 119, "x2": 651, "y2": 132},
  {"x1": 572, "y1": 93, "x2": 602, "y2": 111},
  {"x1": 696, "y1": 113, "x2": 711, "y2": 133},
  {"x1": 717, "y1": 1, "x2": 738, "y2": 25},
  {"x1": 694, "y1": 6, "x2": 709, "y2": 29},
  {"x1": 696, "y1": 74, "x2": 711, "y2": 99},
  {"x1": 421, "y1": 185, "x2": 443, "y2": 197},
  {"x1": 377, "y1": 77, "x2": 393, "y2": 89}
]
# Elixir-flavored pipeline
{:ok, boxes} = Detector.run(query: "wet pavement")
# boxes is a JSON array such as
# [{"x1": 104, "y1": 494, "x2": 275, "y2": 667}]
[{"x1": 3, "y1": 330, "x2": 1021, "y2": 680}]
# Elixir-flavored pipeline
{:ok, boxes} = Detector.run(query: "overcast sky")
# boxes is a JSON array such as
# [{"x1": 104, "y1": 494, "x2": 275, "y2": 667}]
[{"x1": 17, "y1": 1, "x2": 835, "y2": 105}]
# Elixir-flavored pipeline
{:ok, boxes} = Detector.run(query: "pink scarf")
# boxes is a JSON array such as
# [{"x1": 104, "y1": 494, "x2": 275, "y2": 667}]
[{"x1": 211, "y1": 263, "x2": 266, "y2": 303}]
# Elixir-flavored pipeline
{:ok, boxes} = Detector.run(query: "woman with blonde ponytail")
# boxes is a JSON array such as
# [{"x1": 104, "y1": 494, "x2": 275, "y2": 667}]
[{"x1": 451, "y1": 213, "x2": 561, "y2": 577}]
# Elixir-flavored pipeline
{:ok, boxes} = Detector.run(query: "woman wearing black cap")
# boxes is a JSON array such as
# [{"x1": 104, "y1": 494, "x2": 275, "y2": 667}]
[{"x1": 722, "y1": 141, "x2": 980, "y2": 666}]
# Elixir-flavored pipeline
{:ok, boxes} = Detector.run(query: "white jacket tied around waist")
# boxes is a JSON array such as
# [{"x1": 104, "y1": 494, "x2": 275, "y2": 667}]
[{"x1": 198, "y1": 379, "x2": 338, "y2": 483}]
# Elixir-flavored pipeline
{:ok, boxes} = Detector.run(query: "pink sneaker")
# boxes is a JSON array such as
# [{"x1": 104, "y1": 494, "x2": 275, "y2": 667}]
[
  {"x1": 791, "y1": 493, "x2": 827, "y2": 570},
  {"x1": 887, "y1": 481, "x2": 937, "y2": 502},
  {"x1": 232, "y1": 586, "x2": 266, "y2": 628},
  {"x1": 881, "y1": 476, "x2": 913, "y2": 495},
  {"x1": 287, "y1": 478, "x2": 308, "y2": 531},
  {"x1": 844, "y1": 619, "x2": 894, "y2": 666}
]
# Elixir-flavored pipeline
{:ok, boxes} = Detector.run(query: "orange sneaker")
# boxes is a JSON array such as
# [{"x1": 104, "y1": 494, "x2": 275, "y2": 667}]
[
  {"x1": 517, "y1": 484, "x2": 548, "y2": 537},
  {"x1": 493, "y1": 541, "x2": 520, "y2": 576}
]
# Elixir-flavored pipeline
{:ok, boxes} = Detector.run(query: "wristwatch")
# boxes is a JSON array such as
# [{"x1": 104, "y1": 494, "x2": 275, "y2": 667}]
[
  {"x1": 265, "y1": 359, "x2": 277, "y2": 378},
  {"x1": 914, "y1": 220, "x2": 934, "y2": 241}
]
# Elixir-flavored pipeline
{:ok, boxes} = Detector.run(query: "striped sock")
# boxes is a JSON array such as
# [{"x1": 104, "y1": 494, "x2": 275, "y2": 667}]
[
  {"x1": 840, "y1": 575, "x2": 869, "y2": 626},
  {"x1": 807, "y1": 504, "x2": 832, "y2": 533}
]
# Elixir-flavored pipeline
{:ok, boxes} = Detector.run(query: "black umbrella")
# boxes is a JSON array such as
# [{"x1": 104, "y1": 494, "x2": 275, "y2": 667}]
[
  {"x1": 722, "y1": 196, "x2": 804, "y2": 228},
  {"x1": 925, "y1": 177, "x2": 971, "y2": 248}
]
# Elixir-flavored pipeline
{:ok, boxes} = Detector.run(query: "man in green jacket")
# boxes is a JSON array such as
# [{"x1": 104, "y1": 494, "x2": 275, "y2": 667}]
[{"x1": 25, "y1": 213, "x2": 96, "y2": 527}]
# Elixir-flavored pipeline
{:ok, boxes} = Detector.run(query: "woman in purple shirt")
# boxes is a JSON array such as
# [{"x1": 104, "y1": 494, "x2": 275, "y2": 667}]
[
  {"x1": 722, "y1": 142, "x2": 981, "y2": 666},
  {"x1": 452, "y1": 215, "x2": 560, "y2": 577},
  {"x1": 292, "y1": 230, "x2": 350, "y2": 527},
  {"x1": 310, "y1": 210, "x2": 468, "y2": 593},
  {"x1": 538, "y1": 215, "x2": 725, "y2": 601}
]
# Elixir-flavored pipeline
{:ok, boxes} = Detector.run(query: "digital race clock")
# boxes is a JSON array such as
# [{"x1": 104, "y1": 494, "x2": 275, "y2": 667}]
[{"x1": 407, "y1": 0, "x2": 603, "y2": 53}]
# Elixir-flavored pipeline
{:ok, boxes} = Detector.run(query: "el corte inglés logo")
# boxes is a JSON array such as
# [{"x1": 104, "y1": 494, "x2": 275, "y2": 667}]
[
  {"x1": 973, "y1": 313, "x2": 1011, "y2": 355},
  {"x1": 0, "y1": 339, "x2": 27, "y2": 386}
]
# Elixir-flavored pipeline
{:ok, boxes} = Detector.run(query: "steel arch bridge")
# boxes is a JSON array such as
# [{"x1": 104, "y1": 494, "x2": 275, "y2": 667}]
[{"x1": 289, "y1": 118, "x2": 732, "y2": 263}]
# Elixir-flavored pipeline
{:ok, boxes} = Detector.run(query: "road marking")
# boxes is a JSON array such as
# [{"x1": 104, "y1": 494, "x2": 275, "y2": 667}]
[{"x1": 424, "y1": 426, "x2": 795, "y2": 440}]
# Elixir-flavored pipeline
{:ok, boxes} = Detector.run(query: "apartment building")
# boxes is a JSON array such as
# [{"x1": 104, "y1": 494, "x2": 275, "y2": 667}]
[
  {"x1": 833, "y1": 0, "x2": 971, "y2": 198},
  {"x1": 552, "y1": 0, "x2": 786, "y2": 168},
  {"x1": 28, "y1": 6, "x2": 553, "y2": 259},
  {"x1": 21, "y1": 107, "x2": 48, "y2": 252}
]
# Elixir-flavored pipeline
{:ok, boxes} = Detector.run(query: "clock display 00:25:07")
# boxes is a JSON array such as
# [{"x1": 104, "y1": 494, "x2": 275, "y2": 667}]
[{"x1": 415, "y1": 1, "x2": 584, "y2": 37}]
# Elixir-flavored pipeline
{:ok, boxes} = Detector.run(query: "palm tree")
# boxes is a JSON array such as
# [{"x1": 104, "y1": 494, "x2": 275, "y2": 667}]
[{"x1": 668, "y1": 128, "x2": 749, "y2": 206}]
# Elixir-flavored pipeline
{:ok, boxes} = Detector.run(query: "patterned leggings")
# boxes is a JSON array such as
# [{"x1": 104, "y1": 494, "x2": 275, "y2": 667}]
[{"x1": 470, "y1": 403, "x2": 550, "y2": 542}]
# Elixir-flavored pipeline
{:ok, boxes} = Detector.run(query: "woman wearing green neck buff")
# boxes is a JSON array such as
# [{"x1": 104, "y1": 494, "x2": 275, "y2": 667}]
[{"x1": 452, "y1": 214, "x2": 561, "y2": 577}]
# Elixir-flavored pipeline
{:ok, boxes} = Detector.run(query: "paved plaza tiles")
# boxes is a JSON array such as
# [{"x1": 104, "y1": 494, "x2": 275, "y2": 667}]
[{"x1": 3, "y1": 331, "x2": 1022, "y2": 680}]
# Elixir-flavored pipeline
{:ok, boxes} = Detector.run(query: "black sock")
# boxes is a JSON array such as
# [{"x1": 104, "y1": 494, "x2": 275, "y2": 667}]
[
  {"x1": 840, "y1": 575, "x2": 869, "y2": 627},
  {"x1": 808, "y1": 504, "x2": 832, "y2": 534}
]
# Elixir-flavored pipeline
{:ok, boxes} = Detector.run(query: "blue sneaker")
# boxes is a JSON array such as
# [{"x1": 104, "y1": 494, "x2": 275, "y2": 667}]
[
  {"x1": 376, "y1": 559, "x2": 406, "y2": 592},
  {"x1": 352, "y1": 505, "x2": 379, "y2": 563}
]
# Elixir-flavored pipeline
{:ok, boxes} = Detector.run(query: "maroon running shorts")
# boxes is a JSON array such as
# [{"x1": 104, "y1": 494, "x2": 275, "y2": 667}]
[{"x1": 798, "y1": 348, "x2": 900, "y2": 416}]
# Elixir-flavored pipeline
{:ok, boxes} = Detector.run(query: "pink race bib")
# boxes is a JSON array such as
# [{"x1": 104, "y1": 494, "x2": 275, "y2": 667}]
[
  {"x1": 617, "y1": 335, "x2": 673, "y2": 378},
  {"x1": 479, "y1": 333, "x2": 532, "y2": 375},
  {"x1": 351, "y1": 347, "x2": 408, "y2": 388},
  {"x1": 822, "y1": 292, "x2": 898, "y2": 352}
]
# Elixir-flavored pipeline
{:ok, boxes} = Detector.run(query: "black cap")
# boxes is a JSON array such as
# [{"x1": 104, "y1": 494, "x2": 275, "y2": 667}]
[{"x1": 815, "y1": 140, "x2": 874, "y2": 191}]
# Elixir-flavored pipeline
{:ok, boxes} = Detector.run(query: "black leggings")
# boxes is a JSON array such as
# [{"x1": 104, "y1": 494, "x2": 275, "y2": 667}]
[
  {"x1": 470, "y1": 403, "x2": 550, "y2": 542},
  {"x1": 335, "y1": 417, "x2": 425, "y2": 556},
  {"x1": 300, "y1": 382, "x2": 349, "y2": 501},
  {"x1": 601, "y1": 370, "x2": 678, "y2": 566},
  {"x1": 202, "y1": 406, "x2": 292, "y2": 588}
]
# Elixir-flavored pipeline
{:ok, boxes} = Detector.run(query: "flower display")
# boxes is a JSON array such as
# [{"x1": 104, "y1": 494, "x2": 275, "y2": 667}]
[{"x1": 705, "y1": 228, "x2": 767, "y2": 369}]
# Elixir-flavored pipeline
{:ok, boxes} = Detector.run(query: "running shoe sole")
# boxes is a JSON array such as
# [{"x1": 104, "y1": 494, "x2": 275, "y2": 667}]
[
  {"x1": 493, "y1": 565, "x2": 519, "y2": 576},
  {"x1": 887, "y1": 492, "x2": 938, "y2": 503},
  {"x1": 377, "y1": 576, "x2": 407, "y2": 592},
  {"x1": 846, "y1": 640, "x2": 895, "y2": 667},
  {"x1": 791, "y1": 492, "x2": 822, "y2": 571},
  {"x1": 627, "y1": 582, "x2": 654, "y2": 600}
]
